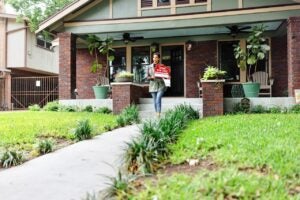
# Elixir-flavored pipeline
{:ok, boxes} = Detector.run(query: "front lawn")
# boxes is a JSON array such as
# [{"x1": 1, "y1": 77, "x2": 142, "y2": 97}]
[
  {"x1": 0, "y1": 111, "x2": 117, "y2": 155},
  {"x1": 133, "y1": 114, "x2": 300, "y2": 199}
]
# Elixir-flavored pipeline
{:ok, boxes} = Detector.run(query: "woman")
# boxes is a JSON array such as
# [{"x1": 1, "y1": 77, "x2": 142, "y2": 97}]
[{"x1": 147, "y1": 52, "x2": 169, "y2": 118}]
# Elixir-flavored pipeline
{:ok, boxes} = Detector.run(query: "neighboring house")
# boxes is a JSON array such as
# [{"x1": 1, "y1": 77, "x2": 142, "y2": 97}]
[
  {"x1": 0, "y1": 1, "x2": 59, "y2": 109},
  {"x1": 36, "y1": 0, "x2": 300, "y2": 101}
]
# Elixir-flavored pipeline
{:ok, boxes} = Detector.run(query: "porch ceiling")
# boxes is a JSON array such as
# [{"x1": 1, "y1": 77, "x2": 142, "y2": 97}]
[{"x1": 85, "y1": 21, "x2": 284, "y2": 41}]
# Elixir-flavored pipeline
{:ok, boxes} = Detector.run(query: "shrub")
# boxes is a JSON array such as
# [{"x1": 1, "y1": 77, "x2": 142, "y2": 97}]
[
  {"x1": 290, "y1": 104, "x2": 300, "y2": 113},
  {"x1": 28, "y1": 104, "x2": 41, "y2": 111},
  {"x1": 43, "y1": 101, "x2": 59, "y2": 111},
  {"x1": 94, "y1": 107, "x2": 112, "y2": 114},
  {"x1": 37, "y1": 139, "x2": 54, "y2": 155},
  {"x1": 82, "y1": 105, "x2": 93, "y2": 112},
  {"x1": 117, "y1": 105, "x2": 139, "y2": 127},
  {"x1": 104, "y1": 125, "x2": 112, "y2": 131},
  {"x1": 0, "y1": 150, "x2": 23, "y2": 168},
  {"x1": 58, "y1": 105, "x2": 77, "y2": 112},
  {"x1": 73, "y1": 119, "x2": 93, "y2": 141},
  {"x1": 250, "y1": 105, "x2": 267, "y2": 113},
  {"x1": 124, "y1": 104, "x2": 198, "y2": 174},
  {"x1": 268, "y1": 106, "x2": 282, "y2": 114}
]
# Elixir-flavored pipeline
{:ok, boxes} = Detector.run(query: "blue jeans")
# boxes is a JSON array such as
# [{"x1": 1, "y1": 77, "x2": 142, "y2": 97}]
[{"x1": 151, "y1": 90, "x2": 164, "y2": 113}]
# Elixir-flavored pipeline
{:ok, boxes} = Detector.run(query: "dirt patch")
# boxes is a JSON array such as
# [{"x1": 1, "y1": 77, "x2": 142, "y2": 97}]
[
  {"x1": 161, "y1": 158, "x2": 218, "y2": 176},
  {"x1": 238, "y1": 164, "x2": 272, "y2": 176},
  {"x1": 289, "y1": 185, "x2": 300, "y2": 196}
]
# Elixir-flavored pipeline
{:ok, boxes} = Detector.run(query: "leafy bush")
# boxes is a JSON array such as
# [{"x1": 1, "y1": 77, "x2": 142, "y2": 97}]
[
  {"x1": 43, "y1": 101, "x2": 59, "y2": 111},
  {"x1": 58, "y1": 105, "x2": 77, "y2": 112},
  {"x1": 73, "y1": 119, "x2": 93, "y2": 141},
  {"x1": 37, "y1": 139, "x2": 54, "y2": 155},
  {"x1": 250, "y1": 105, "x2": 267, "y2": 113},
  {"x1": 82, "y1": 105, "x2": 93, "y2": 112},
  {"x1": 115, "y1": 71, "x2": 134, "y2": 78},
  {"x1": 94, "y1": 107, "x2": 112, "y2": 114},
  {"x1": 290, "y1": 104, "x2": 300, "y2": 113},
  {"x1": 125, "y1": 104, "x2": 198, "y2": 174},
  {"x1": 268, "y1": 106, "x2": 282, "y2": 113},
  {"x1": 104, "y1": 125, "x2": 112, "y2": 131},
  {"x1": 28, "y1": 104, "x2": 41, "y2": 111},
  {"x1": 0, "y1": 150, "x2": 23, "y2": 168},
  {"x1": 203, "y1": 66, "x2": 226, "y2": 80},
  {"x1": 117, "y1": 105, "x2": 139, "y2": 127}
]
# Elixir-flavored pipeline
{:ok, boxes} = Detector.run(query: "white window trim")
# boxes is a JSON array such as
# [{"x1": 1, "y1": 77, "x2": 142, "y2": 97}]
[{"x1": 140, "y1": 0, "x2": 209, "y2": 12}]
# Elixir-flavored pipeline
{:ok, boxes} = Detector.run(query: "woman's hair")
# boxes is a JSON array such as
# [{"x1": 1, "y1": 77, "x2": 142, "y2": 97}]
[{"x1": 153, "y1": 52, "x2": 160, "y2": 58}]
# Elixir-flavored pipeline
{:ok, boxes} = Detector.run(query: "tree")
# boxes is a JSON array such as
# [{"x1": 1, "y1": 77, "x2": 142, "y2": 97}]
[{"x1": 6, "y1": 0, "x2": 74, "y2": 32}]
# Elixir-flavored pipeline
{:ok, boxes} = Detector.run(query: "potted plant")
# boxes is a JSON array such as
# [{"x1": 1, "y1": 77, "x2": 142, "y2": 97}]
[
  {"x1": 233, "y1": 25, "x2": 270, "y2": 97},
  {"x1": 202, "y1": 66, "x2": 226, "y2": 80},
  {"x1": 115, "y1": 71, "x2": 134, "y2": 82},
  {"x1": 87, "y1": 35, "x2": 115, "y2": 99}
]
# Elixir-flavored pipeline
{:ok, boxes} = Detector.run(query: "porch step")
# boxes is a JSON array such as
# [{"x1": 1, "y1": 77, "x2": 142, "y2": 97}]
[{"x1": 138, "y1": 98, "x2": 203, "y2": 121}]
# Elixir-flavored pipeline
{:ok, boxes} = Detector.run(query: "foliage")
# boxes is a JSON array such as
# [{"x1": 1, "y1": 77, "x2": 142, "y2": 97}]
[
  {"x1": 6, "y1": 0, "x2": 73, "y2": 32},
  {"x1": 94, "y1": 107, "x2": 112, "y2": 114},
  {"x1": 82, "y1": 105, "x2": 93, "y2": 112},
  {"x1": 73, "y1": 119, "x2": 92, "y2": 141},
  {"x1": 28, "y1": 104, "x2": 41, "y2": 111},
  {"x1": 290, "y1": 104, "x2": 300, "y2": 113},
  {"x1": 43, "y1": 101, "x2": 59, "y2": 111},
  {"x1": 37, "y1": 139, "x2": 54, "y2": 155},
  {"x1": 124, "y1": 104, "x2": 198, "y2": 174},
  {"x1": 115, "y1": 71, "x2": 134, "y2": 78},
  {"x1": 134, "y1": 169, "x2": 291, "y2": 199},
  {"x1": 203, "y1": 66, "x2": 226, "y2": 80},
  {"x1": 87, "y1": 34, "x2": 115, "y2": 86},
  {"x1": 58, "y1": 105, "x2": 77, "y2": 112},
  {"x1": 250, "y1": 105, "x2": 267, "y2": 113},
  {"x1": 234, "y1": 25, "x2": 270, "y2": 81},
  {"x1": 103, "y1": 171, "x2": 134, "y2": 199},
  {"x1": 130, "y1": 114, "x2": 300, "y2": 199},
  {"x1": 116, "y1": 105, "x2": 140, "y2": 127},
  {"x1": 0, "y1": 150, "x2": 23, "y2": 168}
]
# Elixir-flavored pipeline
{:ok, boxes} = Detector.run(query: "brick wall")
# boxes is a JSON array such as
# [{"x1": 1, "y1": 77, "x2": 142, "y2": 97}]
[
  {"x1": 186, "y1": 41, "x2": 217, "y2": 98},
  {"x1": 58, "y1": 32, "x2": 76, "y2": 100},
  {"x1": 76, "y1": 49, "x2": 107, "y2": 99},
  {"x1": 202, "y1": 80, "x2": 224, "y2": 117},
  {"x1": 112, "y1": 83, "x2": 145, "y2": 114},
  {"x1": 271, "y1": 36, "x2": 288, "y2": 97},
  {"x1": 287, "y1": 16, "x2": 300, "y2": 96}
]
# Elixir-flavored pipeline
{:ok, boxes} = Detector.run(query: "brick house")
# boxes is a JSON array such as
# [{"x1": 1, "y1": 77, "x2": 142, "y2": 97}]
[
  {"x1": 37, "y1": 0, "x2": 300, "y2": 114},
  {"x1": 0, "y1": 1, "x2": 59, "y2": 109}
]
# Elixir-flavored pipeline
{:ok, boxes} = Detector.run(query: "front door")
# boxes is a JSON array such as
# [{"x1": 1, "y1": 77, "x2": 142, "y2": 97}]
[{"x1": 162, "y1": 45, "x2": 184, "y2": 96}]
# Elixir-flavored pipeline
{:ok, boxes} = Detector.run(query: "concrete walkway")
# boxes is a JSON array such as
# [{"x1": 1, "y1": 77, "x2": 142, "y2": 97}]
[{"x1": 0, "y1": 125, "x2": 140, "y2": 200}]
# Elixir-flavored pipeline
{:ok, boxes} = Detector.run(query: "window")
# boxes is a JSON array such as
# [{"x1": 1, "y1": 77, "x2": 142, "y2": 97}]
[
  {"x1": 158, "y1": 0, "x2": 170, "y2": 6},
  {"x1": 195, "y1": 0, "x2": 207, "y2": 3},
  {"x1": 109, "y1": 48, "x2": 126, "y2": 82},
  {"x1": 218, "y1": 41, "x2": 240, "y2": 81},
  {"x1": 141, "y1": 0, "x2": 152, "y2": 7},
  {"x1": 36, "y1": 34, "x2": 53, "y2": 50},
  {"x1": 131, "y1": 46, "x2": 150, "y2": 83}
]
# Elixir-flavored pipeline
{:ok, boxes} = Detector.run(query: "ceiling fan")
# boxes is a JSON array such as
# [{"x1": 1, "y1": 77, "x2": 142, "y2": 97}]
[
  {"x1": 225, "y1": 25, "x2": 252, "y2": 37},
  {"x1": 122, "y1": 33, "x2": 144, "y2": 44}
]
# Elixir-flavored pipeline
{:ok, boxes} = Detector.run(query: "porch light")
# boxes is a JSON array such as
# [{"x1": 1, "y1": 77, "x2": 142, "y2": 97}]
[
  {"x1": 186, "y1": 40, "x2": 193, "y2": 51},
  {"x1": 150, "y1": 42, "x2": 159, "y2": 53}
]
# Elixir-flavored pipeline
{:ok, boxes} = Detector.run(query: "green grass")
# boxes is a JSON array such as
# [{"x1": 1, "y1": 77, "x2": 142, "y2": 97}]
[
  {"x1": 131, "y1": 114, "x2": 300, "y2": 199},
  {"x1": 0, "y1": 111, "x2": 117, "y2": 151}
]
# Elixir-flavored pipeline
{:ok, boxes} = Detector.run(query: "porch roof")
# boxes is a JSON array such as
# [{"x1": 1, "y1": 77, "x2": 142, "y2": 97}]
[{"x1": 64, "y1": 4, "x2": 300, "y2": 40}]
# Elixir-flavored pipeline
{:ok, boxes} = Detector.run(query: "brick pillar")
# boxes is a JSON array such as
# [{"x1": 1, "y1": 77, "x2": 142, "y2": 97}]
[
  {"x1": 111, "y1": 83, "x2": 145, "y2": 114},
  {"x1": 58, "y1": 32, "x2": 77, "y2": 100},
  {"x1": 287, "y1": 16, "x2": 300, "y2": 97},
  {"x1": 201, "y1": 80, "x2": 224, "y2": 117}
]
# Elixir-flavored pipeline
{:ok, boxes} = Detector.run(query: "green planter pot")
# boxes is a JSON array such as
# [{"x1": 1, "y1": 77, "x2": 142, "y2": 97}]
[
  {"x1": 242, "y1": 82, "x2": 260, "y2": 97},
  {"x1": 93, "y1": 85, "x2": 109, "y2": 99}
]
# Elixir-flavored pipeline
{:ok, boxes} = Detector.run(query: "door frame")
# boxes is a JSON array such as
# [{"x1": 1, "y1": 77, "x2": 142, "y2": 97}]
[{"x1": 160, "y1": 43, "x2": 186, "y2": 97}]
